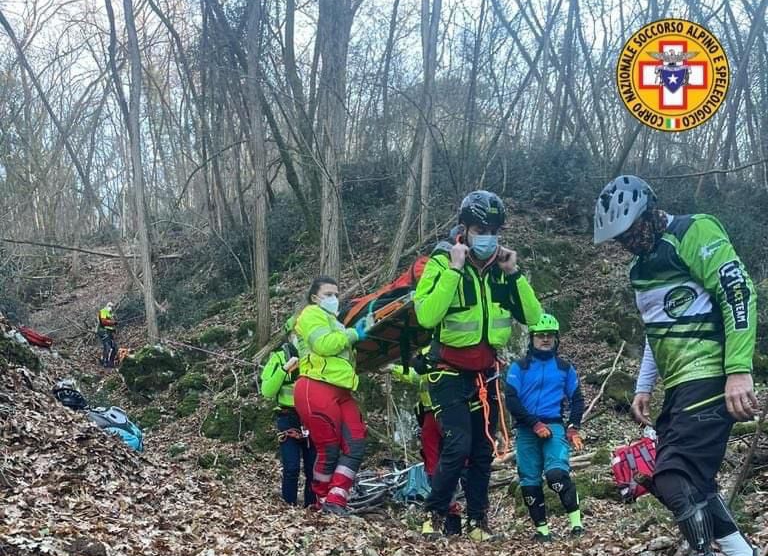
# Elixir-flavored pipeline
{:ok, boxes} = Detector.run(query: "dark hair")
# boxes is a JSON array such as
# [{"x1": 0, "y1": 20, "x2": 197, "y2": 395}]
[{"x1": 307, "y1": 276, "x2": 338, "y2": 303}]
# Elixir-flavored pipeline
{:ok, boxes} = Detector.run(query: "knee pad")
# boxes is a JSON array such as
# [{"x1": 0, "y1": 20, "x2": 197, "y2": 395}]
[
  {"x1": 653, "y1": 470, "x2": 705, "y2": 518},
  {"x1": 545, "y1": 468, "x2": 579, "y2": 512},
  {"x1": 544, "y1": 468, "x2": 571, "y2": 493}
]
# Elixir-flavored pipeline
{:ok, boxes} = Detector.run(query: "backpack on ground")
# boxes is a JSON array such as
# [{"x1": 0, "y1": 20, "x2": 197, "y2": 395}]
[
  {"x1": 53, "y1": 379, "x2": 144, "y2": 452},
  {"x1": 87, "y1": 406, "x2": 144, "y2": 452},
  {"x1": 611, "y1": 436, "x2": 656, "y2": 502}
]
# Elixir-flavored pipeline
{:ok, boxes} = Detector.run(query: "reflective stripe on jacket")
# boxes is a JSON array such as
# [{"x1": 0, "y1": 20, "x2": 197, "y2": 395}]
[{"x1": 296, "y1": 304, "x2": 359, "y2": 390}]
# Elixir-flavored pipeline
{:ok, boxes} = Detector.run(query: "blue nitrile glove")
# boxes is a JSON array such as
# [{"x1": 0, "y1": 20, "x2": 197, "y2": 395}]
[{"x1": 354, "y1": 319, "x2": 368, "y2": 342}]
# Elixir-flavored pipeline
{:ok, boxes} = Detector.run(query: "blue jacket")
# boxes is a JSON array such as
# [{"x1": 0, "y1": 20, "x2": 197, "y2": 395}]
[{"x1": 504, "y1": 352, "x2": 584, "y2": 429}]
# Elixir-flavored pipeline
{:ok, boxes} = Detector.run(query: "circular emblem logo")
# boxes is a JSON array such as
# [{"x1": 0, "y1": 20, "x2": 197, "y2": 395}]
[
  {"x1": 663, "y1": 286, "x2": 697, "y2": 318},
  {"x1": 616, "y1": 19, "x2": 729, "y2": 132}
]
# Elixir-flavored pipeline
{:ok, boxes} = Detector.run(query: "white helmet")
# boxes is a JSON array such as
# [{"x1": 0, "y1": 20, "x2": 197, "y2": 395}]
[{"x1": 593, "y1": 175, "x2": 656, "y2": 244}]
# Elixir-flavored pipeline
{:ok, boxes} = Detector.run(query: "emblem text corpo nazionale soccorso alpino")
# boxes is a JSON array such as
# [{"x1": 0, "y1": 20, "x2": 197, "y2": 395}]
[{"x1": 617, "y1": 19, "x2": 729, "y2": 132}]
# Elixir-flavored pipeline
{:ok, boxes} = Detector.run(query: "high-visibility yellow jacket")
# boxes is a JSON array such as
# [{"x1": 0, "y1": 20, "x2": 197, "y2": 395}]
[
  {"x1": 414, "y1": 246, "x2": 542, "y2": 349},
  {"x1": 296, "y1": 304, "x2": 359, "y2": 390}
]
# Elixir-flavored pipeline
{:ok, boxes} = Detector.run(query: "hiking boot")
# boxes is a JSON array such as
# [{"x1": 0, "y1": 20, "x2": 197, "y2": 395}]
[
  {"x1": 570, "y1": 526, "x2": 585, "y2": 537},
  {"x1": 467, "y1": 517, "x2": 500, "y2": 542},
  {"x1": 533, "y1": 532, "x2": 553, "y2": 543},
  {"x1": 321, "y1": 502, "x2": 349, "y2": 517},
  {"x1": 444, "y1": 514, "x2": 462, "y2": 535},
  {"x1": 421, "y1": 512, "x2": 445, "y2": 539}
]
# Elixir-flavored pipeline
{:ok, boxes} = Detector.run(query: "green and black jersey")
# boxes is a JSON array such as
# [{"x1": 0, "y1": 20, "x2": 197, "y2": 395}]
[{"x1": 631, "y1": 214, "x2": 756, "y2": 389}]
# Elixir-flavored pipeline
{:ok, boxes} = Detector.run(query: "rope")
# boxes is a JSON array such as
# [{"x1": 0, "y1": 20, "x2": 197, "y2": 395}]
[
  {"x1": 162, "y1": 338, "x2": 258, "y2": 367},
  {"x1": 476, "y1": 363, "x2": 510, "y2": 460}
]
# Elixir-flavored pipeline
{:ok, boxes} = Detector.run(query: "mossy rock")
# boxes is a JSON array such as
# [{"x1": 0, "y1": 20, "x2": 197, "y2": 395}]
[
  {"x1": 546, "y1": 296, "x2": 578, "y2": 333},
  {"x1": 168, "y1": 442, "x2": 187, "y2": 458},
  {"x1": 205, "y1": 299, "x2": 234, "y2": 318},
  {"x1": 202, "y1": 398, "x2": 274, "y2": 446},
  {"x1": 177, "y1": 372, "x2": 206, "y2": 394},
  {"x1": 0, "y1": 334, "x2": 41, "y2": 372},
  {"x1": 119, "y1": 345, "x2": 186, "y2": 394},
  {"x1": 197, "y1": 326, "x2": 232, "y2": 347},
  {"x1": 176, "y1": 391, "x2": 200, "y2": 417},
  {"x1": 584, "y1": 369, "x2": 635, "y2": 411},
  {"x1": 102, "y1": 374, "x2": 123, "y2": 393},
  {"x1": 236, "y1": 320, "x2": 259, "y2": 341},
  {"x1": 574, "y1": 474, "x2": 623, "y2": 502},
  {"x1": 138, "y1": 407, "x2": 162, "y2": 429}
]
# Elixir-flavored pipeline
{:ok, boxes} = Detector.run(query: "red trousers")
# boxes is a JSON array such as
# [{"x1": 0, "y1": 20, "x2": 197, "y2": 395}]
[
  {"x1": 294, "y1": 377, "x2": 367, "y2": 507},
  {"x1": 421, "y1": 411, "x2": 442, "y2": 478}
]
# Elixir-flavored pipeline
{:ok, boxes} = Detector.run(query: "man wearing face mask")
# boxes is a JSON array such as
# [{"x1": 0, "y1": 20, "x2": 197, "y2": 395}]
[
  {"x1": 293, "y1": 276, "x2": 369, "y2": 516},
  {"x1": 594, "y1": 176, "x2": 760, "y2": 556},
  {"x1": 415, "y1": 190, "x2": 543, "y2": 541}
]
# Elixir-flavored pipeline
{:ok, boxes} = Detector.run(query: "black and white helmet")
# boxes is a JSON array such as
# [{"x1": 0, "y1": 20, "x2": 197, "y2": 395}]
[
  {"x1": 458, "y1": 190, "x2": 506, "y2": 230},
  {"x1": 593, "y1": 175, "x2": 656, "y2": 244}
]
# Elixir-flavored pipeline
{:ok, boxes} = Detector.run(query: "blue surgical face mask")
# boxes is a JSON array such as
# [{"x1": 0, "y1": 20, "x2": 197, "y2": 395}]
[
  {"x1": 469, "y1": 233, "x2": 498, "y2": 260},
  {"x1": 318, "y1": 295, "x2": 339, "y2": 315}
]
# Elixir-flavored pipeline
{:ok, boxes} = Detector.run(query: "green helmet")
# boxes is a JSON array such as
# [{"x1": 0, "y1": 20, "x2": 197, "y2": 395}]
[{"x1": 529, "y1": 313, "x2": 560, "y2": 333}]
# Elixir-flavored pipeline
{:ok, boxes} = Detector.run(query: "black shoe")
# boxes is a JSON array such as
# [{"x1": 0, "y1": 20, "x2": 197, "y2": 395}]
[
  {"x1": 533, "y1": 532, "x2": 552, "y2": 543},
  {"x1": 571, "y1": 526, "x2": 585, "y2": 537},
  {"x1": 444, "y1": 514, "x2": 462, "y2": 535}
]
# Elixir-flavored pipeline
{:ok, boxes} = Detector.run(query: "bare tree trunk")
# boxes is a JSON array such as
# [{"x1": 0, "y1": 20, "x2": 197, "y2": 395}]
[
  {"x1": 122, "y1": 0, "x2": 159, "y2": 342},
  {"x1": 316, "y1": 0, "x2": 358, "y2": 279},
  {"x1": 418, "y1": 0, "x2": 441, "y2": 242},
  {"x1": 247, "y1": 0, "x2": 271, "y2": 346}
]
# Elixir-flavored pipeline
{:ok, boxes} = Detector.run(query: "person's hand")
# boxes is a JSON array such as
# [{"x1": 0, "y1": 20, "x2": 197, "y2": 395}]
[
  {"x1": 567, "y1": 426, "x2": 584, "y2": 451},
  {"x1": 631, "y1": 393, "x2": 653, "y2": 426},
  {"x1": 283, "y1": 356, "x2": 299, "y2": 374},
  {"x1": 497, "y1": 247, "x2": 518, "y2": 274},
  {"x1": 354, "y1": 319, "x2": 368, "y2": 342},
  {"x1": 450, "y1": 243, "x2": 469, "y2": 270},
  {"x1": 532, "y1": 421, "x2": 552, "y2": 439},
  {"x1": 725, "y1": 373, "x2": 760, "y2": 421}
]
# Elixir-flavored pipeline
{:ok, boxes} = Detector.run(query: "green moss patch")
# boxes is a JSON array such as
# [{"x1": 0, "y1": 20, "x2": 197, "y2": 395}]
[
  {"x1": 138, "y1": 407, "x2": 162, "y2": 429},
  {"x1": 201, "y1": 399, "x2": 274, "y2": 447},
  {"x1": 176, "y1": 392, "x2": 200, "y2": 417},
  {"x1": 119, "y1": 345, "x2": 186, "y2": 394},
  {"x1": 197, "y1": 326, "x2": 232, "y2": 347},
  {"x1": 0, "y1": 334, "x2": 41, "y2": 371}
]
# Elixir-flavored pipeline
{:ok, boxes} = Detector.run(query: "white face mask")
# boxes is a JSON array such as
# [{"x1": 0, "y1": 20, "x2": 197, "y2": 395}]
[{"x1": 318, "y1": 295, "x2": 339, "y2": 315}]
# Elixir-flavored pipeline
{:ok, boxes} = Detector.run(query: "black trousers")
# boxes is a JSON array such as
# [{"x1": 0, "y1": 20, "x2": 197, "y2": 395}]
[
  {"x1": 276, "y1": 410, "x2": 316, "y2": 507},
  {"x1": 425, "y1": 370, "x2": 498, "y2": 521},
  {"x1": 654, "y1": 376, "x2": 734, "y2": 496},
  {"x1": 98, "y1": 330, "x2": 117, "y2": 366}
]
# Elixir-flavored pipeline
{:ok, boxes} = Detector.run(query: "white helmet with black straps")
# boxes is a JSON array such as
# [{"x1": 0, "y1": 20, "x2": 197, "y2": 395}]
[{"x1": 593, "y1": 175, "x2": 656, "y2": 244}]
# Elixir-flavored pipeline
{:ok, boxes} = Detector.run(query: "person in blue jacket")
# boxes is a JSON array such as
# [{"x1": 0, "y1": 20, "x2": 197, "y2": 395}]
[{"x1": 505, "y1": 313, "x2": 585, "y2": 542}]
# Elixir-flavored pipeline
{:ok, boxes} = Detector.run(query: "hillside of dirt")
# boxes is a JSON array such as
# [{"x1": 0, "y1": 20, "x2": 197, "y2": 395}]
[{"x1": 2, "y1": 204, "x2": 767, "y2": 556}]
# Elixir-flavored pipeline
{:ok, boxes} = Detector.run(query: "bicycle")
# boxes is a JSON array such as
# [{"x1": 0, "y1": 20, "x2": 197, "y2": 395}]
[{"x1": 347, "y1": 461, "x2": 423, "y2": 513}]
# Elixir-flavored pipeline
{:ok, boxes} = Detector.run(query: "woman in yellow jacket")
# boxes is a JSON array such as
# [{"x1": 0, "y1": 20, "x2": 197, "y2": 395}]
[{"x1": 293, "y1": 276, "x2": 368, "y2": 516}]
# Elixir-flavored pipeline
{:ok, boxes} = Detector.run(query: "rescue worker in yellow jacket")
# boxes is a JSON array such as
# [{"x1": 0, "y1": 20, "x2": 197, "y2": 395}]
[
  {"x1": 293, "y1": 276, "x2": 368, "y2": 516},
  {"x1": 415, "y1": 190, "x2": 543, "y2": 540}
]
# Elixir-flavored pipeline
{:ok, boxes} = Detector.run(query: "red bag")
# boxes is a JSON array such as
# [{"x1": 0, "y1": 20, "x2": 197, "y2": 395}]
[
  {"x1": 18, "y1": 325, "x2": 54, "y2": 348},
  {"x1": 611, "y1": 436, "x2": 656, "y2": 502}
]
